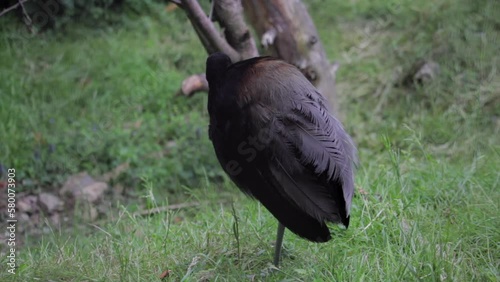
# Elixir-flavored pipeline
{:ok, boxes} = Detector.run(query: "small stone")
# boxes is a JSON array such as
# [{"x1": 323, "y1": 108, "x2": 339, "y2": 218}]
[
  {"x1": 17, "y1": 195, "x2": 39, "y2": 213},
  {"x1": 60, "y1": 172, "x2": 108, "y2": 203},
  {"x1": 414, "y1": 61, "x2": 440, "y2": 83},
  {"x1": 49, "y1": 213, "x2": 61, "y2": 226},
  {"x1": 19, "y1": 212, "x2": 30, "y2": 221},
  {"x1": 38, "y1": 193, "x2": 63, "y2": 214},
  {"x1": 166, "y1": 141, "x2": 177, "y2": 149},
  {"x1": 60, "y1": 172, "x2": 96, "y2": 196},
  {"x1": 398, "y1": 59, "x2": 440, "y2": 87},
  {"x1": 75, "y1": 182, "x2": 108, "y2": 203},
  {"x1": 17, "y1": 213, "x2": 31, "y2": 232}
]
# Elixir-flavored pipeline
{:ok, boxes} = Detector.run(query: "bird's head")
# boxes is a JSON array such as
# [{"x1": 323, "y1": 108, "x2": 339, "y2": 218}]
[{"x1": 206, "y1": 52, "x2": 232, "y2": 88}]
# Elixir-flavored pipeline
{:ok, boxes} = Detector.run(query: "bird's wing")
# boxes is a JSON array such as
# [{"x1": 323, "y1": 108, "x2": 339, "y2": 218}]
[
  {"x1": 287, "y1": 93, "x2": 356, "y2": 184},
  {"x1": 254, "y1": 91, "x2": 356, "y2": 224},
  {"x1": 232, "y1": 58, "x2": 356, "y2": 224}
]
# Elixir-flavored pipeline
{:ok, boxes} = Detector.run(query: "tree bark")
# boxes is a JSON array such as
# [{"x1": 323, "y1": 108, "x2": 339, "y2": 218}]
[
  {"x1": 181, "y1": 0, "x2": 240, "y2": 62},
  {"x1": 242, "y1": 0, "x2": 339, "y2": 113},
  {"x1": 213, "y1": 0, "x2": 258, "y2": 60}
]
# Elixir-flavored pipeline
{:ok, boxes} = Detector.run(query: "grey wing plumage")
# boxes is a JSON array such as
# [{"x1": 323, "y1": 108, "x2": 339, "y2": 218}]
[{"x1": 265, "y1": 90, "x2": 357, "y2": 224}]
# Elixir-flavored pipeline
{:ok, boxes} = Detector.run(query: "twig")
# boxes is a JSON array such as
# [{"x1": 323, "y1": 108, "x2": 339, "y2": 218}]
[
  {"x1": 133, "y1": 201, "x2": 202, "y2": 216},
  {"x1": 0, "y1": 0, "x2": 29, "y2": 17},
  {"x1": 359, "y1": 208, "x2": 384, "y2": 233},
  {"x1": 134, "y1": 200, "x2": 230, "y2": 216},
  {"x1": 181, "y1": 0, "x2": 239, "y2": 61},
  {"x1": 18, "y1": 0, "x2": 32, "y2": 26},
  {"x1": 88, "y1": 223, "x2": 112, "y2": 237}
]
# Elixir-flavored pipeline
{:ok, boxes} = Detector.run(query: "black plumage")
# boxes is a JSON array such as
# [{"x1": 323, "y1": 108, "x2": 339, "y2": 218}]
[{"x1": 206, "y1": 52, "x2": 357, "y2": 266}]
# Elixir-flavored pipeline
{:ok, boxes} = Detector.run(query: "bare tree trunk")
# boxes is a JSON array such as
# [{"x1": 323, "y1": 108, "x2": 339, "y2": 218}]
[
  {"x1": 173, "y1": 0, "x2": 340, "y2": 114},
  {"x1": 242, "y1": 0, "x2": 339, "y2": 113},
  {"x1": 213, "y1": 0, "x2": 258, "y2": 60}
]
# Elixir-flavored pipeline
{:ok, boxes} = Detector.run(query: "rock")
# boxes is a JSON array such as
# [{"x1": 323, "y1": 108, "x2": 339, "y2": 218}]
[
  {"x1": 166, "y1": 140, "x2": 177, "y2": 149},
  {"x1": 60, "y1": 172, "x2": 96, "y2": 195},
  {"x1": 19, "y1": 212, "x2": 30, "y2": 222},
  {"x1": 60, "y1": 172, "x2": 108, "y2": 203},
  {"x1": 49, "y1": 213, "x2": 61, "y2": 226},
  {"x1": 38, "y1": 193, "x2": 63, "y2": 214},
  {"x1": 414, "y1": 60, "x2": 440, "y2": 83},
  {"x1": 17, "y1": 195, "x2": 39, "y2": 213},
  {"x1": 17, "y1": 213, "x2": 31, "y2": 232},
  {"x1": 398, "y1": 59, "x2": 440, "y2": 87},
  {"x1": 76, "y1": 182, "x2": 108, "y2": 203}
]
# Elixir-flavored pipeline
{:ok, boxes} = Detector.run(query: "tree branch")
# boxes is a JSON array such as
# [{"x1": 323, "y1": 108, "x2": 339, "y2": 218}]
[
  {"x1": 181, "y1": 0, "x2": 239, "y2": 61},
  {"x1": 0, "y1": 0, "x2": 29, "y2": 18},
  {"x1": 191, "y1": 20, "x2": 217, "y2": 54},
  {"x1": 213, "y1": 0, "x2": 258, "y2": 59}
]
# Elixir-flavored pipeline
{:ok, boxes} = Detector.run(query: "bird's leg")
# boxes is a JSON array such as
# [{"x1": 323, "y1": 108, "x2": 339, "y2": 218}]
[{"x1": 273, "y1": 222, "x2": 285, "y2": 267}]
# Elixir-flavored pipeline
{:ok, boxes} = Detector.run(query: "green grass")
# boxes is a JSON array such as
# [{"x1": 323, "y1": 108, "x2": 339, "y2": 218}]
[
  {"x1": 0, "y1": 6, "x2": 221, "y2": 194},
  {"x1": 1, "y1": 0, "x2": 499, "y2": 280}
]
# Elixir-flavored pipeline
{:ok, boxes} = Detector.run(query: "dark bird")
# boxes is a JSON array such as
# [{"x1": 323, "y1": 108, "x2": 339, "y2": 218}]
[{"x1": 206, "y1": 52, "x2": 357, "y2": 266}]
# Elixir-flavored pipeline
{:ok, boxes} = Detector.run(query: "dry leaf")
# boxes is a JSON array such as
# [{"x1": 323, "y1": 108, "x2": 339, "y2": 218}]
[
  {"x1": 166, "y1": 3, "x2": 178, "y2": 12},
  {"x1": 358, "y1": 188, "x2": 368, "y2": 195},
  {"x1": 34, "y1": 132, "x2": 44, "y2": 143},
  {"x1": 123, "y1": 119, "x2": 142, "y2": 130},
  {"x1": 159, "y1": 269, "x2": 172, "y2": 279},
  {"x1": 176, "y1": 74, "x2": 209, "y2": 97}
]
